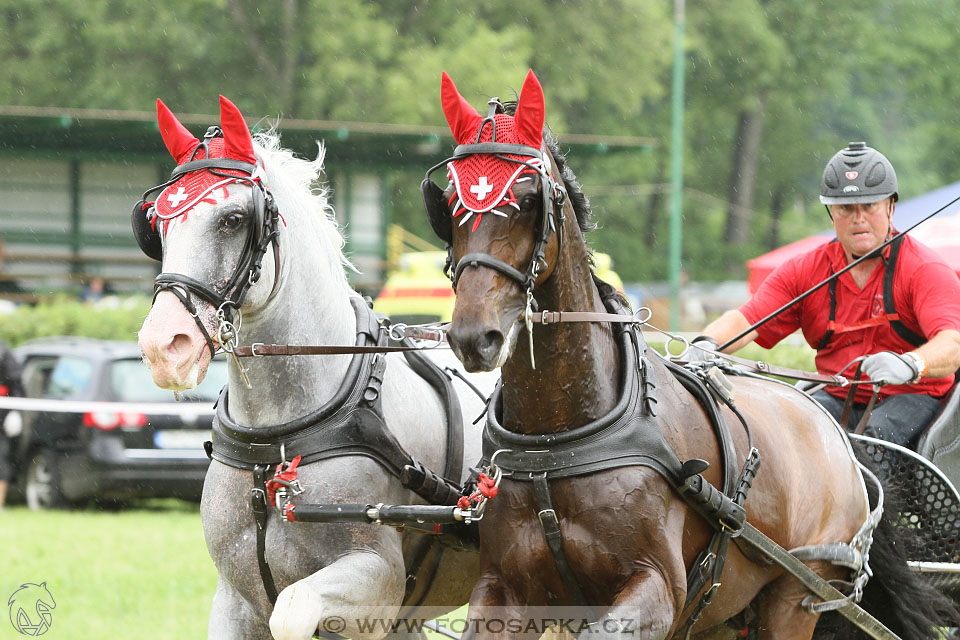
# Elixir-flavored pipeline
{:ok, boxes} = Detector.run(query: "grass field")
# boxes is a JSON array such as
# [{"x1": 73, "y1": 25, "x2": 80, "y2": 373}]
[{"x1": 1, "y1": 500, "x2": 216, "y2": 639}]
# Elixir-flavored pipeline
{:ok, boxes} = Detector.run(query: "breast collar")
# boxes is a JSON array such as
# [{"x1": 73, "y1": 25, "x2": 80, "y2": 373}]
[
  {"x1": 210, "y1": 298, "x2": 411, "y2": 475},
  {"x1": 481, "y1": 296, "x2": 685, "y2": 484}
]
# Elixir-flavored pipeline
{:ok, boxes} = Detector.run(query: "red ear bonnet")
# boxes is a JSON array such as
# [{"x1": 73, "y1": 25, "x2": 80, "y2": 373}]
[
  {"x1": 219, "y1": 95, "x2": 257, "y2": 164},
  {"x1": 441, "y1": 70, "x2": 547, "y2": 230},
  {"x1": 441, "y1": 72, "x2": 483, "y2": 144},
  {"x1": 153, "y1": 97, "x2": 258, "y2": 223},
  {"x1": 514, "y1": 70, "x2": 545, "y2": 148},
  {"x1": 157, "y1": 98, "x2": 199, "y2": 164}
]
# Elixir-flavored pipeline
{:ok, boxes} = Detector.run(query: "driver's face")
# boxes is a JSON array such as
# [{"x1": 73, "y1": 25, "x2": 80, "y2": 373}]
[{"x1": 829, "y1": 198, "x2": 894, "y2": 260}]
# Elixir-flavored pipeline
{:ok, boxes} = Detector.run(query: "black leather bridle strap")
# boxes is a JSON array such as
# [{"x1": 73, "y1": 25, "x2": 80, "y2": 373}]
[
  {"x1": 251, "y1": 464, "x2": 280, "y2": 604},
  {"x1": 452, "y1": 252, "x2": 528, "y2": 289},
  {"x1": 171, "y1": 158, "x2": 257, "y2": 179},
  {"x1": 452, "y1": 143, "x2": 543, "y2": 158},
  {"x1": 155, "y1": 272, "x2": 227, "y2": 310},
  {"x1": 531, "y1": 472, "x2": 591, "y2": 609},
  {"x1": 152, "y1": 275, "x2": 221, "y2": 359}
]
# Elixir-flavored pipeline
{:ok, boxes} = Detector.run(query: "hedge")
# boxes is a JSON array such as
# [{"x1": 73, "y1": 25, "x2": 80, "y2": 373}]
[{"x1": 0, "y1": 296, "x2": 153, "y2": 347}]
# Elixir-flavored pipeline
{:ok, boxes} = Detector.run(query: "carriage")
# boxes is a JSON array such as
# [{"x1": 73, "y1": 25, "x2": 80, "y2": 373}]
[{"x1": 133, "y1": 86, "x2": 960, "y2": 640}]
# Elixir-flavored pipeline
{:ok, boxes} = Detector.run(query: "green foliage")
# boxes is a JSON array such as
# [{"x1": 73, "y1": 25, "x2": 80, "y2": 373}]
[
  {"x1": 5, "y1": 0, "x2": 960, "y2": 282},
  {"x1": 0, "y1": 296, "x2": 151, "y2": 347}
]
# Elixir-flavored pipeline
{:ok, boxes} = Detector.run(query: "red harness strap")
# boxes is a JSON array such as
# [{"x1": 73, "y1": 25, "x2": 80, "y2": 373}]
[{"x1": 825, "y1": 313, "x2": 901, "y2": 336}]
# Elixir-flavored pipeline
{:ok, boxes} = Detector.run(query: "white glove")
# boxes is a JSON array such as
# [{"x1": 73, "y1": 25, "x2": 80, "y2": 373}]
[
  {"x1": 686, "y1": 336, "x2": 720, "y2": 363},
  {"x1": 862, "y1": 351, "x2": 920, "y2": 385}
]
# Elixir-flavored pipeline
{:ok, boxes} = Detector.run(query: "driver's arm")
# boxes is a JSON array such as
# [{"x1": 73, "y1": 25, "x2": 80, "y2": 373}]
[
  {"x1": 700, "y1": 309, "x2": 759, "y2": 353},
  {"x1": 913, "y1": 329, "x2": 960, "y2": 379}
]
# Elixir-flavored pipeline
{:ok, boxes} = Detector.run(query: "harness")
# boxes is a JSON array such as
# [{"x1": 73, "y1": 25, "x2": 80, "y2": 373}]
[
  {"x1": 817, "y1": 235, "x2": 925, "y2": 351},
  {"x1": 481, "y1": 292, "x2": 761, "y2": 629},
  {"x1": 481, "y1": 292, "x2": 886, "y2": 635},
  {"x1": 207, "y1": 298, "x2": 469, "y2": 607}
]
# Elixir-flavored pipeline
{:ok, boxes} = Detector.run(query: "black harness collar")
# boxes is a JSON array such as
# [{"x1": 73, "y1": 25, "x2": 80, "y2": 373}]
[
  {"x1": 483, "y1": 320, "x2": 681, "y2": 481},
  {"x1": 210, "y1": 298, "x2": 463, "y2": 487}
]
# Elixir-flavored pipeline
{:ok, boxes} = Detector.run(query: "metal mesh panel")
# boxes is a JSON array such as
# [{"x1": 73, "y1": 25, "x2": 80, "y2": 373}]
[{"x1": 857, "y1": 438, "x2": 960, "y2": 567}]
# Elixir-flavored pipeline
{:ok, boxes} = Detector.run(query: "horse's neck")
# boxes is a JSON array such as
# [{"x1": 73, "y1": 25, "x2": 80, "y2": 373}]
[
  {"x1": 227, "y1": 221, "x2": 358, "y2": 427},
  {"x1": 501, "y1": 233, "x2": 622, "y2": 435}
]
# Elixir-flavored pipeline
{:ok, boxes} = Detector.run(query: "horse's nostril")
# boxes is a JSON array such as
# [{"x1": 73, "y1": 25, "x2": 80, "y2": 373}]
[
  {"x1": 478, "y1": 329, "x2": 504, "y2": 359},
  {"x1": 170, "y1": 333, "x2": 195, "y2": 357}
]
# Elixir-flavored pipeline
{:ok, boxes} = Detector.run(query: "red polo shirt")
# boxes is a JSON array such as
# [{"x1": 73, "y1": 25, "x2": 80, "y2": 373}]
[{"x1": 740, "y1": 234, "x2": 960, "y2": 402}]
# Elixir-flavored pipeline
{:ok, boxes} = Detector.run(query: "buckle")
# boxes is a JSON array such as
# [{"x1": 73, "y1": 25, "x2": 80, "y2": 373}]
[
  {"x1": 250, "y1": 342, "x2": 264, "y2": 357},
  {"x1": 537, "y1": 508, "x2": 558, "y2": 525}
]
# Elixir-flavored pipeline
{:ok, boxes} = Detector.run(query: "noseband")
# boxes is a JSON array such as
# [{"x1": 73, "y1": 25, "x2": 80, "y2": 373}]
[
  {"x1": 421, "y1": 100, "x2": 567, "y2": 309},
  {"x1": 133, "y1": 126, "x2": 281, "y2": 358}
]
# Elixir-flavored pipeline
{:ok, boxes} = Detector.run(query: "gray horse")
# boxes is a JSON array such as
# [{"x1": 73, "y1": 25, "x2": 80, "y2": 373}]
[{"x1": 138, "y1": 97, "x2": 493, "y2": 639}]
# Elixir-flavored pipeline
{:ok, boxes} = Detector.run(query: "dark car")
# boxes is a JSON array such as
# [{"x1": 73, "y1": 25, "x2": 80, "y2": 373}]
[{"x1": 8, "y1": 337, "x2": 226, "y2": 509}]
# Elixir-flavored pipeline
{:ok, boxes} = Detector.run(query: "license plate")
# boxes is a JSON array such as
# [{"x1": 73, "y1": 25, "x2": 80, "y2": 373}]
[{"x1": 154, "y1": 430, "x2": 212, "y2": 450}]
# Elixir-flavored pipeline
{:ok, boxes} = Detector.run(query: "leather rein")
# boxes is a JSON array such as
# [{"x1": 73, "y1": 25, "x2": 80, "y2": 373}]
[{"x1": 229, "y1": 306, "x2": 862, "y2": 390}]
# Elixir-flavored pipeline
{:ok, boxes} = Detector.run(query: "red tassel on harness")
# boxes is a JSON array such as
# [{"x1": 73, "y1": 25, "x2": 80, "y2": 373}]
[
  {"x1": 265, "y1": 455, "x2": 302, "y2": 507},
  {"x1": 456, "y1": 472, "x2": 499, "y2": 509}
]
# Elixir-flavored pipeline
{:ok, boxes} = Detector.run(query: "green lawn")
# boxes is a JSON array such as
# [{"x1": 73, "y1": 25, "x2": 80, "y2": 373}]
[{"x1": 1, "y1": 501, "x2": 216, "y2": 639}]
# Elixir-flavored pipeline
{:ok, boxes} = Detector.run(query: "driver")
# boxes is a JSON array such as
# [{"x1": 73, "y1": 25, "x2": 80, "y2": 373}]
[{"x1": 691, "y1": 142, "x2": 960, "y2": 446}]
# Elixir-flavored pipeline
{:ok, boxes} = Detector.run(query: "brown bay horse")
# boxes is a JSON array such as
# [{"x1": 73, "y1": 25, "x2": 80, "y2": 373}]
[{"x1": 424, "y1": 70, "x2": 953, "y2": 639}]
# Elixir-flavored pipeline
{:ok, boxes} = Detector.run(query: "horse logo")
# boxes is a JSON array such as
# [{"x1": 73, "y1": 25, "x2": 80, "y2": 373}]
[{"x1": 7, "y1": 583, "x2": 56, "y2": 636}]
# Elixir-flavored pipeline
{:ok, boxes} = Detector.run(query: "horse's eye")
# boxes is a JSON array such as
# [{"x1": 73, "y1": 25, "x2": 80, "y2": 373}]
[
  {"x1": 520, "y1": 194, "x2": 539, "y2": 211},
  {"x1": 222, "y1": 213, "x2": 244, "y2": 229}
]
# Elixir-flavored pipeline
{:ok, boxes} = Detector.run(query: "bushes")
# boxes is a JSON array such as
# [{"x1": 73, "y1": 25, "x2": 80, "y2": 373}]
[{"x1": 0, "y1": 296, "x2": 152, "y2": 347}]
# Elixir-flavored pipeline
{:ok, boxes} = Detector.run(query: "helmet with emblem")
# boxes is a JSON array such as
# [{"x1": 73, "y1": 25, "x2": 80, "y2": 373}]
[{"x1": 820, "y1": 141, "x2": 898, "y2": 205}]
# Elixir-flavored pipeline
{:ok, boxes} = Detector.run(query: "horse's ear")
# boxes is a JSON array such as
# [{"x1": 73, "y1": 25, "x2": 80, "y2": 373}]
[
  {"x1": 441, "y1": 72, "x2": 482, "y2": 143},
  {"x1": 218, "y1": 95, "x2": 256, "y2": 164},
  {"x1": 156, "y1": 99, "x2": 199, "y2": 163},
  {"x1": 514, "y1": 70, "x2": 545, "y2": 148}
]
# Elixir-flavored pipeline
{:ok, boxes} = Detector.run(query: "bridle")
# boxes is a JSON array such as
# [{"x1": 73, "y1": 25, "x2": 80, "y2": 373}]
[
  {"x1": 134, "y1": 126, "x2": 282, "y2": 362},
  {"x1": 421, "y1": 99, "x2": 568, "y2": 322}
]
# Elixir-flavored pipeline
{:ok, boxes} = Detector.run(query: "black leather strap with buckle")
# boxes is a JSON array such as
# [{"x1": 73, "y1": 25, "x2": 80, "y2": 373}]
[
  {"x1": 531, "y1": 472, "x2": 591, "y2": 611},
  {"x1": 252, "y1": 464, "x2": 280, "y2": 604}
]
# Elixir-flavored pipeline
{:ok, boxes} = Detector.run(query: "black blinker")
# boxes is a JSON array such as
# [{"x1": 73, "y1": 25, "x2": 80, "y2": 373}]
[
  {"x1": 132, "y1": 201, "x2": 163, "y2": 261},
  {"x1": 421, "y1": 177, "x2": 452, "y2": 245}
]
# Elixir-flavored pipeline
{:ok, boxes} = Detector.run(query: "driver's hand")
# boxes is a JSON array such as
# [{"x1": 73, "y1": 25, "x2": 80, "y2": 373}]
[
  {"x1": 685, "y1": 336, "x2": 720, "y2": 363},
  {"x1": 862, "y1": 351, "x2": 920, "y2": 385}
]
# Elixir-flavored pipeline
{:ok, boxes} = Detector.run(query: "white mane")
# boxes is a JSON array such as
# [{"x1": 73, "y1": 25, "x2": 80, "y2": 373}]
[{"x1": 252, "y1": 131, "x2": 355, "y2": 293}]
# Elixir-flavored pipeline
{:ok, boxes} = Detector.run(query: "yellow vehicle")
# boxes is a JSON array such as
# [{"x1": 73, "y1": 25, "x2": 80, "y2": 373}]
[{"x1": 373, "y1": 251, "x2": 625, "y2": 324}]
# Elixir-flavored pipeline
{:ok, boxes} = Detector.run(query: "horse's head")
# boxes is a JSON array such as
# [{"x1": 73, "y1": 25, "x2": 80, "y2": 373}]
[
  {"x1": 423, "y1": 71, "x2": 572, "y2": 372},
  {"x1": 135, "y1": 96, "x2": 280, "y2": 390}
]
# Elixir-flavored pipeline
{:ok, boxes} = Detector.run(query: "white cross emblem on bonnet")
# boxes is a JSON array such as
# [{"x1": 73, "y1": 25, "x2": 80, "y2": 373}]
[
  {"x1": 470, "y1": 176, "x2": 494, "y2": 201},
  {"x1": 167, "y1": 186, "x2": 188, "y2": 208}
]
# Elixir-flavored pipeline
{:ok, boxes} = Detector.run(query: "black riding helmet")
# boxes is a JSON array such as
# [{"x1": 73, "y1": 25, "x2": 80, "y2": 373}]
[{"x1": 820, "y1": 141, "x2": 898, "y2": 206}]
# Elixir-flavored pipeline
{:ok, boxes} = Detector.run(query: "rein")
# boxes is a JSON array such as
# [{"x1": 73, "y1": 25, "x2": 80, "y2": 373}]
[{"x1": 230, "y1": 304, "x2": 867, "y2": 391}]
